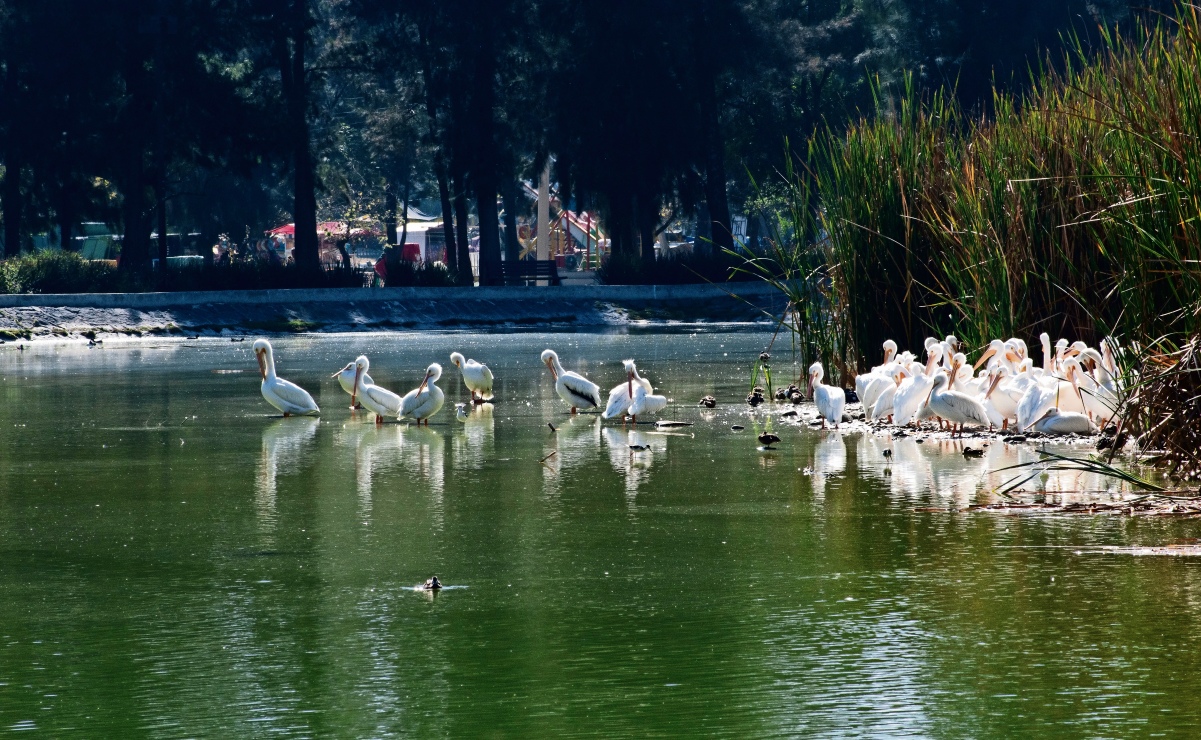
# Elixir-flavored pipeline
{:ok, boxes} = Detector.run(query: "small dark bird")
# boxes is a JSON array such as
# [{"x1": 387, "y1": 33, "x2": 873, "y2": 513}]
[
  {"x1": 423, "y1": 576, "x2": 442, "y2": 591},
  {"x1": 731, "y1": 425, "x2": 745, "y2": 431},
  {"x1": 16, "y1": 344, "x2": 25, "y2": 351},
  {"x1": 231, "y1": 338, "x2": 246, "y2": 343},
  {"x1": 781, "y1": 410, "x2": 798, "y2": 418},
  {"x1": 758, "y1": 432, "x2": 781, "y2": 448},
  {"x1": 88, "y1": 338, "x2": 102, "y2": 347},
  {"x1": 883, "y1": 449, "x2": 893, "y2": 459},
  {"x1": 759, "y1": 352, "x2": 771, "y2": 363},
  {"x1": 548, "y1": 423, "x2": 557, "y2": 432},
  {"x1": 746, "y1": 386, "x2": 766, "y2": 407},
  {"x1": 962, "y1": 446, "x2": 986, "y2": 458},
  {"x1": 629, "y1": 444, "x2": 650, "y2": 451},
  {"x1": 699, "y1": 395, "x2": 717, "y2": 409},
  {"x1": 186, "y1": 335, "x2": 199, "y2": 340}
]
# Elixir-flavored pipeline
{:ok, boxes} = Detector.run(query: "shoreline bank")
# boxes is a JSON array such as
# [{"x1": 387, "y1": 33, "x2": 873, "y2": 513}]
[{"x1": 0, "y1": 283, "x2": 783, "y2": 342}]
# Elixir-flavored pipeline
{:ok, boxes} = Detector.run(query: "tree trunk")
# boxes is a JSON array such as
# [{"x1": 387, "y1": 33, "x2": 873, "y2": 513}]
[
  {"x1": 384, "y1": 183, "x2": 398, "y2": 246},
  {"x1": 638, "y1": 194, "x2": 656, "y2": 272},
  {"x1": 120, "y1": 157, "x2": 149, "y2": 271},
  {"x1": 3, "y1": 63, "x2": 22, "y2": 257},
  {"x1": 502, "y1": 181, "x2": 520, "y2": 264},
  {"x1": 2, "y1": 148, "x2": 21, "y2": 258},
  {"x1": 416, "y1": 17, "x2": 458, "y2": 273},
  {"x1": 470, "y1": 21, "x2": 502, "y2": 287},
  {"x1": 452, "y1": 168, "x2": 471, "y2": 284},
  {"x1": 399, "y1": 179, "x2": 410, "y2": 248},
  {"x1": 692, "y1": 0, "x2": 733, "y2": 256},
  {"x1": 282, "y1": 0, "x2": 319, "y2": 272}
]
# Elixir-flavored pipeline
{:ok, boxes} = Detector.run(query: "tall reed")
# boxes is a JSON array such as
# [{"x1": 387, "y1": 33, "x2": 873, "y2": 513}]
[{"x1": 771, "y1": 4, "x2": 1201, "y2": 374}]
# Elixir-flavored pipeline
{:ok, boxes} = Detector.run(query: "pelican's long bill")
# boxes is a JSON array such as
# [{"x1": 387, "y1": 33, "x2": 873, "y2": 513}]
[
  {"x1": 545, "y1": 358, "x2": 557, "y2": 380},
  {"x1": 973, "y1": 347, "x2": 996, "y2": 371},
  {"x1": 256, "y1": 347, "x2": 267, "y2": 380},
  {"x1": 984, "y1": 372, "x2": 1004, "y2": 400},
  {"x1": 352, "y1": 364, "x2": 363, "y2": 407},
  {"x1": 417, "y1": 369, "x2": 433, "y2": 394},
  {"x1": 331, "y1": 362, "x2": 352, "y2": 379}
]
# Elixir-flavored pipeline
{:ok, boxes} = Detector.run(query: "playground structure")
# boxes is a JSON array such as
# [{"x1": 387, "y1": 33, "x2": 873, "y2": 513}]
[{"x1": 520, "y1": 182, "x2": 607, "y2": 271}]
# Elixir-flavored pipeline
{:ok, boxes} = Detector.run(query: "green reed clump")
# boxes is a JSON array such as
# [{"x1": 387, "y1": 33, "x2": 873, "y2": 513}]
[{"x1": 781, "y1": 4, "x2": 1201, "y2": 371}]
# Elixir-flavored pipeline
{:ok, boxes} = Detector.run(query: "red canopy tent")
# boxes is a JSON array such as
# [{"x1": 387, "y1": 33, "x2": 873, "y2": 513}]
[{"x1": 266, "y1": 223, "x2": 295, "y2": 236}]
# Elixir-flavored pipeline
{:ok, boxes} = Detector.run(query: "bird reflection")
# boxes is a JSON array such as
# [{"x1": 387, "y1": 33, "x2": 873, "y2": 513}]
[
  {"x1": 256, "y1": 418, "x2": 319, "y2": 541},
  {"x1": 452, "y1": 402, "x2": 495, "y2": 470},
  {"x1": 399, "y1": 425, "x2": 446, "y2": 524},
  {"x1": 602, "y1": 426, "x2": 666, "y2": 506},
  {"x1": 542, "y1": 415, "x2": 602, "y2": 497},
  {"x1": 337, "y1": 418, "x2": 403, "y2": 523},
  {"x1": 803, "y1": 432, "x2": 846, "y2": 498}
]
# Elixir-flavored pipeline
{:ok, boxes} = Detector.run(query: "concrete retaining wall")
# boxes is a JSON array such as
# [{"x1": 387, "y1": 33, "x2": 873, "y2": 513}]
[
  {"x1": 0, "y1": 282, "x2": 786, "y2": 340},
  {"x1": 0, "y1": 282, "x2": 777, "y2": 310}
]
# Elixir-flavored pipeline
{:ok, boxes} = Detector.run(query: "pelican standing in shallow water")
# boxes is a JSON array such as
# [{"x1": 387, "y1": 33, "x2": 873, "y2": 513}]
[
  {"x1": 925, "y1": 371, "x2": 990, "y2": 436},
  {"x1": 342, "y1": 356, "x2": 402, "y2": 424},
  {"x1": 333, "y1": 359, "x2": 373, "y2": 408},
  {"x1": 603, "y1": 359, "x2": 654, "y2": 419},
  {"x1": 627, "y1": 383, "x2": 667, "y2": 423},
  {"x1": 399, "y1": 363, "x2": 445, "y2": 424},
  {"x1": 449, "y1": 352, "x2": 494, "y2": 402},
  {"x1": 253, "y1": 339, "x2": 320, "y2": 416},
  {"x1": 542, "y1": 349, "x2": 601, "y2": 414},
  {"x1": 808, "y1": 361, "x2": 845, "y2": 429}
]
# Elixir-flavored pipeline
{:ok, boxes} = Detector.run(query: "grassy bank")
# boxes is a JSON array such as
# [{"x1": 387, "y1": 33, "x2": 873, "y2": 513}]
[{"x1": 754, "y1": 4, "x2": 1201, "y2": 381}]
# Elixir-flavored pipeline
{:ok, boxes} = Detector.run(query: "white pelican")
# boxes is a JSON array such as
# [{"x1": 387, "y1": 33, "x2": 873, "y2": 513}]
[
  {"x1": 449, "y1": 351, "x2": 494, "y2": 402},
  {"x1": 894, "y1": 346, "x2": 942, "y2": 426},
  {"x1": 855, "y1": 339, "x2": 898, "y2": 403},
  {"x1": 808, "y1": 361, "x2": 845, "y2": 429},
  {"x1": 1075, "y1": 348, "x2": 1120, "y2": 425},
  {"x1": 399, "y1": 363, "x2": 445, "y2": 425},
  {"x1": 1039, "y1": 333, "x2": 1053, "y2": 373},
  {"x1": 1031, "y1": 407, "x2": 1096, "y2": 434},
  {"x1": 925, "y1": 371, "x2": 990, "y2": 436},
  {"x1": 982, "y1": 364, "x2": 1020, "y2": 430},
  {"x1": 870, "y1": 364, "x2": 911, "y2": 422},
  {"x1": 333, "y1": 360, "x2": 373, "y2": 408},
  {"x1": 627, "y1": 383, "x2": 667, "y2": 423},
  {"x1": 602, "y1": 359, "x2": 654, "y2": 420},
  {"x1": 542, "y1": 349, "x2": 601, "y2": 414},
  {"x1": 344, "y1": 356, "x2": 402, "y2": 424},
  {"x1": 253, "y1": 339, "x2": 320, "y2": 416}
]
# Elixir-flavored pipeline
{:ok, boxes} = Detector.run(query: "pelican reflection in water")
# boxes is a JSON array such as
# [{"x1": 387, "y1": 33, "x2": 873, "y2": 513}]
[
  {"x1": 603, "y1": 426, "x2": 666, "y2": 505},
  {"x1": 802, "y1": 432, "x2": 846, "y2": 498},
  {"x1": 542, "y1": 415, "x2": 602, "y2": 499},
  {"x1": 452, "y1": 402, "x2": 495, "y2": 470},
  {"x1": 336, "y1": 418, "x2": 403, "y2": 522},
  {"x1": 399, "y1": 425, "x2": 446, "y2": 525},
  {"x1": 256, "y1": 417, "x2": 319, "y2": 539}
]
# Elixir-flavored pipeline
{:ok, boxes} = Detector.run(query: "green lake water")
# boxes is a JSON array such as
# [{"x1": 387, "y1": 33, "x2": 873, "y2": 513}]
[{"x1": 2, "y1": 331, "x2": 1200, "y2": 738}]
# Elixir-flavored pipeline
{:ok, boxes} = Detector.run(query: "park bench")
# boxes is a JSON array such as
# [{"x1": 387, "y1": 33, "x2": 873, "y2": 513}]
[{"x1": 502, "y1": 259, "x2": 561, "y2": 286}]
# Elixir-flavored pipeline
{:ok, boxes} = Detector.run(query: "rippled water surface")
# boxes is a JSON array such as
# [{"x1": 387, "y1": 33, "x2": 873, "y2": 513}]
[{"x1": 2, "y1": 331, "x2": 1200, "y2": 738}]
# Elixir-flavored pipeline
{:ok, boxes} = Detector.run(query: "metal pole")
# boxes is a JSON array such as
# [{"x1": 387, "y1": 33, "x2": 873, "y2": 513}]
[{"x1": 537, "y1": 162, "x2": 550, "y2": 262}]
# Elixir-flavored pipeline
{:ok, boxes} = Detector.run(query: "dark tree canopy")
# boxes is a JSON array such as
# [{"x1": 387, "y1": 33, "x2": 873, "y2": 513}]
[{"x1": 0, "y1": 0, "x2": 1170, "y2": 270}]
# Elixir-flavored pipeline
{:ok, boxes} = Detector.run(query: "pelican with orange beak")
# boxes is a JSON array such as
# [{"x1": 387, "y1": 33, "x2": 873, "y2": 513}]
[
  {"x1": 603, "y1": 359, "x2": 653, "y2": 420},
  {"x1": 333, "y1": 359, "x2": 373, "y2": 408},
  {"x1": 341, "y1": 355, "x2": 402, "y2": 424},
  {"x1": 808, "y1": 361, "x2": 845, "y2": 429},
  {"x1": 541, "y1": 349, "x2": 601, "y2": 414},
  {"x1": 399, "y1": 363, "x2": 445, "y2": 425},
  {"x1": 252, "y1": 338, "x2": 320, "y2": 417}
]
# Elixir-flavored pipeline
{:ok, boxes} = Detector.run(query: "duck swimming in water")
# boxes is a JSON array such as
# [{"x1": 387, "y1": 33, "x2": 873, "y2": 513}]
[{"x1": 422, "y1": 576, "x2": 442, "y2": 591}]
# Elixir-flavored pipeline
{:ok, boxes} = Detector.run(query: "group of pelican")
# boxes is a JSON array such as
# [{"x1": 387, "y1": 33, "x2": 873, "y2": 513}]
[
  {"x1": 252, "y1": 339, "x2": 667, "y2": 425},
  {"x1": 252, "y1": 338, "x2": 495, "y2": 424},
  {"x1": 852, "y1": 333, "x2": 1122, "y2": 436},
  {"x1": 542, "y1": 350, "x2": 672, "y2": 422},
  {"x1": 540, "y1": 349, "x2": 667, "y2": 422}
]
